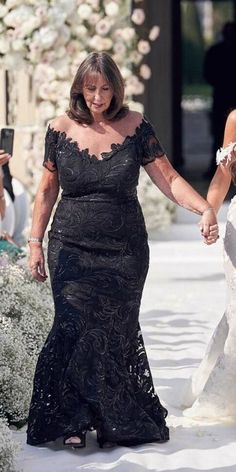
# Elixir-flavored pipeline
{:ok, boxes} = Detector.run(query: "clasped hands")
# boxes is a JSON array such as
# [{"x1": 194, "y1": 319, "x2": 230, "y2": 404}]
[{"x1": 198, "y1": 209, "x2": 219, "y2": 245}]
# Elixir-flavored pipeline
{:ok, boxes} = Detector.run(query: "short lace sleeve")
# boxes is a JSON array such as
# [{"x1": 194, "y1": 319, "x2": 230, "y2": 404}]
[
  {"x1": 138, "y1": 118, "x2": 165, "y2": 166},
  {"x1": 43, "y1": 125, "x2": 59, "y2": 172}
]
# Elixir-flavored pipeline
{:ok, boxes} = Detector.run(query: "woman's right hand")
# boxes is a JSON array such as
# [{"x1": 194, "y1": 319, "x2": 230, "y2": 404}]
[
  {"x1": 0, "y1": 150, "x2": 11, "y2": 166},
  {"x1": 29, "y1": 244, "x2": 48, "y2": 282}
]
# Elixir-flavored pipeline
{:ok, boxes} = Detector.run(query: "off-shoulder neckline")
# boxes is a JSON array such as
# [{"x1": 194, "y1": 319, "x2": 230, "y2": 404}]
[{"x1": 47, "y1": 117, "x2": 150, "y2": 162}]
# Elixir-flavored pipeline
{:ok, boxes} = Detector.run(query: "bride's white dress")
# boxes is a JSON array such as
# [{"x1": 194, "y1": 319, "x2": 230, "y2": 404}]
[{"x1": 183, "y1": 195, "x2": 236, "y2": 421}]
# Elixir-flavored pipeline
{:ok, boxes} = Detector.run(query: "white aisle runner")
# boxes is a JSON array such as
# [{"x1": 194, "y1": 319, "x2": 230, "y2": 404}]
[{"x1": 13, "y1": 210, "x2": 236, "y2": 472}]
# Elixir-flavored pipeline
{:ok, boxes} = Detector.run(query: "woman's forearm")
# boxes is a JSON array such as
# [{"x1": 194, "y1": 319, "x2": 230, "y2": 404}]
[
  {"x1": 206, "y1": 167, "x2": 231, "y2": 213},
  {"x1": 30, "y1": 185, "x2": 59, "y2": 239},
  {"x1": 167, "y1": 174, "x2": 211, "y2": 214},
  {"x1": 146, "y1": 158, "x2": 211, "y2": 215}
]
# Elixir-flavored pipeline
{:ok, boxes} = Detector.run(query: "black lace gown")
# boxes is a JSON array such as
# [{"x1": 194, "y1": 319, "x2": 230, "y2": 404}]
[{"x1": 26, "y1": 117, "x2": 169, "y2": 446}]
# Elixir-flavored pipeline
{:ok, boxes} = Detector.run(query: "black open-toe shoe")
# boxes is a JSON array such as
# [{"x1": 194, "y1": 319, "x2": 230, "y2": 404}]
[
  {"x1": 96, "y1": 431, "x2": 116, "y2": 449},
  {"x1": 63, "y1": 432, "x2": 86, "y2": 449}
]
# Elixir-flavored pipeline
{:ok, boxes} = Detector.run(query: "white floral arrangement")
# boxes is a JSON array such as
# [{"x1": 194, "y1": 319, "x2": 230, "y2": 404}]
[
  {"x1": 0, "y1": 261, "x2": 54, "y2": 424},
  {"x1": 0, "y1": 417, "x2": 19, "y2": 472},
  {"x1": 0, "y1": 0, "x2": 160, "y2": 124}
]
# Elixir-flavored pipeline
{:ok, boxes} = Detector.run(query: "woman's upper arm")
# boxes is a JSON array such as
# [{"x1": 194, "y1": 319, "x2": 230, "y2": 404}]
[{"x1": 38, "y1": 167, "x2": 59, "y2": 196}]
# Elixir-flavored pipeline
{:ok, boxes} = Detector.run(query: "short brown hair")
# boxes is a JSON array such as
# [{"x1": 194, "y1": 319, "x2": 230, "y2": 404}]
[{"x1": 67, "y1": 52, "x2": 129, "y2": 124}]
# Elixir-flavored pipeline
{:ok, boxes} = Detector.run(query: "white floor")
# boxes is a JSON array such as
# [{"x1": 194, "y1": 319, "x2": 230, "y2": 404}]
[{"x1": 13, "y1": 204, "x2": 236, "y2": 472}]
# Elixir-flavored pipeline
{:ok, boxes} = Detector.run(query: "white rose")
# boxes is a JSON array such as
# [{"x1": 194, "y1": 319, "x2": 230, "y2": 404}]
[
  {"x1": 53, "y1": 58, "x2": 70, "y2": 79},
  {"x1": 38, "y1": 101, "x2": 56, "y2": 121},
  {"x1": 73, "y1": 25, "x2": 87, "y2": 39},
  {"x1": 0, "y1": 37, "x2": 10, "y2": 54},
  {"x1": 126, "y1": 76, "x2": 144, "y2": 95},
  {"x1": 89, "y1": 35, "x2": 112, "y2": 51},
  {"x1": 137, "y1": 40, "x2": 151, "y2": 55},
  {"x1": 113, "y1": 41, "x2": 126, "y2": 55},
  {"x1": 4, "y1": 5, "x2": 34, "y2": 28},
  {"x1": 140, "y1": 64, "x2": 151, "y2": 80},
  {"x1": 33, "y1": 27, "x2": 58, "y2": 50},
  {"x1": 34, "y1": 64, "x2": 56, "y2": 83},
  {"x1": 77, "y1": 4, "x2": 92, "y2": 20},
  {"x1": 54, "y1": 25, "x2": 71, "y2": 47},
  {"x1": 57, "y1": 81, "x2": 70, "y2": 99},
  {"x1": 16, "y1": 17, "x2": 42, "y2": 38},
  {"x1": 12, "y1": 39, "x2": 25, "y2": 52},
  {"x1": 149, "y1": 25, "x2": 160, "y2": 41},
  {"x1": 67, "y1": 40, "x2": 82, "y2": 55},
  {"x1": 87, "y1": 13, "x2": 102, "y2": 25},
  {"x1": 56, "y1": 0, "x2": 77, "y2": 16},
  {"x1": 95, "y1": 18, "x2": 112, "y2": 36},
  {"x1": 105, "y1": 1, "x2": 119, "y2": 17},
  {"x1": 120, "y1": 67, "x2": 132, "y2": 80},
  {"x1": 47, "y1": 6, "x2": 67, "y2": 29},
  {"x1": 41, "y1": 50, "x2": 57, "y2": 64},
  {"x1": 54, "y1": 46, "x2": 67, "y2": 59},
  {"x1": 35, "y1": 5, "x2": 48, "y2": 19},
  {"x1": 131, "y1": 8, "x2": 145, "y2": 25},
  {"x1": 114, "y1": 27, "x2": 135, "y2": 42},
  {"x1": 0, "y1": 5, "x2": 8, "y2": 18},
  {"x1": 38, "y1": 81, "x2": 59, "y2": 101},
  {"x1": 71, "y1": 51, "x2": 88, "y2": 69},
  {"x1": 130, "y1": 51, "x2": 142, "y2": 65}
]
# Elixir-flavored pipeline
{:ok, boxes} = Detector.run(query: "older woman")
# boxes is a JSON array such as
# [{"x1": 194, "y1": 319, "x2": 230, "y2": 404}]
[{"x1": 27, "y1": 52, "x2": 218, "y2": 449}]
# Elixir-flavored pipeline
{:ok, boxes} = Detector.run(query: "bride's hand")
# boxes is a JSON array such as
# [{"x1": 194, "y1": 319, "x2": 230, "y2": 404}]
[
  {"x1": 203, "y1": 224, "x2": 219, "y2": 245},
  {"x1": 198, "y1": 208, "x2": 219, "y2": 244}
]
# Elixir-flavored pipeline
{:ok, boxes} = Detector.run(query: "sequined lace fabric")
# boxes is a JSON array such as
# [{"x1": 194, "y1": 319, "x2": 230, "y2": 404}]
[
  {"x1": 26, "y1": 118, "x2": 169, "y2": 446},
  {"x1": 183, "y1": 196, "x2": 236, "y2": 421}
]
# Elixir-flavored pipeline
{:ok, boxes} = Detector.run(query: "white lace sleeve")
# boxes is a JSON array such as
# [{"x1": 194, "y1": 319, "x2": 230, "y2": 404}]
[{"x1": 216, "y1": 142, "x2": 236, "y2": 165}]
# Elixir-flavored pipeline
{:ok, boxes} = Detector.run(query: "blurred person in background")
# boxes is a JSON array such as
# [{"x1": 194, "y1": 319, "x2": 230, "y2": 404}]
[{"x1": 203, "y1": 21, "x2": 236, "y2": 179}]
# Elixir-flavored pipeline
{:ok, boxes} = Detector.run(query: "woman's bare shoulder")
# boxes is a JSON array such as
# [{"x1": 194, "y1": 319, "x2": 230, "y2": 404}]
[
  {"x1": 226, "y1": 109, "x2": 236, "y2": 127},
  {"x1": 126, "y1": 110, "x2": 143, "y2": 127},
  {"x1": 49, "y1": 114, "x2": 71, "y2": 132}
]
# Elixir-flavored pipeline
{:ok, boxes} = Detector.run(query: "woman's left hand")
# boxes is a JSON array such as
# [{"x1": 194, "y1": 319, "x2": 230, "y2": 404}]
[{"x1": 198, "y1": 208, "x2": 219, "y2": 244}]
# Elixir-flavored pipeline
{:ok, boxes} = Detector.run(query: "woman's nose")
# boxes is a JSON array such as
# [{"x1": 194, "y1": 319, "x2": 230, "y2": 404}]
[{"x1": 94, "y1": 90, "x2": 102, "y2": 101}]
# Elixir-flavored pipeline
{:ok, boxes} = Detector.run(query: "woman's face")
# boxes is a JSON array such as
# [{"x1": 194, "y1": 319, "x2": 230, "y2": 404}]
[{"x1": 82, "y1": 73, "x2": 113, "y2": 116}]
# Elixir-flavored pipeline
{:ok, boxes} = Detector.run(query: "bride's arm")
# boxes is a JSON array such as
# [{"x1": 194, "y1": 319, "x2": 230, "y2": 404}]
[{"x1": 207, "y1": 110, "x2": 236, "y2": 212}]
